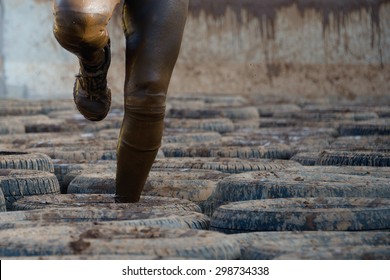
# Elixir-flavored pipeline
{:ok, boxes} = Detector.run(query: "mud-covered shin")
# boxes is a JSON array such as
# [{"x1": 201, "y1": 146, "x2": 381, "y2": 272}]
[
  {"x1": 115, "y1": 0, "x2": 189, "y2": 202},
  {"x1": 115, "y1": 94, "x2": 166, "y2": 203}
]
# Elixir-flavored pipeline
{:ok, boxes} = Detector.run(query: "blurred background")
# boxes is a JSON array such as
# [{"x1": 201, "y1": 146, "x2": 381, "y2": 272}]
[{"x1": 0, "y1": 0, "x2": 389, "y2": 103}]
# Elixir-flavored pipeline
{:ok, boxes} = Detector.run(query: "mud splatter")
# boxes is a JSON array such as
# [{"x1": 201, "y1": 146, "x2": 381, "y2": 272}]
[
  {"x1": 69, "y1": 238, "x2": 91, "y2": 254},
  {"x1": 266, "y1": 63, "x2": 282, "y2": 82}
]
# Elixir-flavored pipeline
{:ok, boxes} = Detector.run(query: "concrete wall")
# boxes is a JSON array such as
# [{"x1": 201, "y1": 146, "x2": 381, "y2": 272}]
[
  {"x1": 0, "y1": 0, "x2": 389, "y2": 102},
  {"x1": 0, "y1": 0, "x2": 5, "y2": 97}
]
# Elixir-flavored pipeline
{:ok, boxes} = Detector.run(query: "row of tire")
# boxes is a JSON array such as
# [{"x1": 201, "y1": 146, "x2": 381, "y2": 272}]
[{"x1": 0, "y1": 95, "x2": 389, "y2": 259}]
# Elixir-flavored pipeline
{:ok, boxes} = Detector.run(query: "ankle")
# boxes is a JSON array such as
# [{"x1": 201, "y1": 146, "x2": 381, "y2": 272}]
[
  {"x1": 81, "y1": 58, "x2": 105, "y2": 73},
  {"x1": 80, "y1": 47, "x2": 108, "y2": 72}
]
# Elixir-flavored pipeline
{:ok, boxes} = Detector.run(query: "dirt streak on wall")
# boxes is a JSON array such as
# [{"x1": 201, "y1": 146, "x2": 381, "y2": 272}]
[
  {"x1": 189, "y1": 0, "x2": 388, "y2": 43},
  {"x1": 0, "y1": 0, "x2": 389, "y2": 102},
  {"x1": 165, "y1": 0, "x2": 389, "y2": 102}
]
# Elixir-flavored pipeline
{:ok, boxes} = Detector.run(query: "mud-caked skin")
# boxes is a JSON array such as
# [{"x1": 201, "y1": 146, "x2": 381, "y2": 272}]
[{"x1": 53, "y1": 0, "x2": 189, "y2": 202}]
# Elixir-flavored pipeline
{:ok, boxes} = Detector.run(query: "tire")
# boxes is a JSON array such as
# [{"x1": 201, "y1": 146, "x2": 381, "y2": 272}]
[
  {"x1": 54, "y1": 162, "x2": 117, "y2": 194},
  {"x1": 166, "y1": 108, "x2": 222, "y2": 119},
  {"x1": 68, "y1": 169, "x2": 227, "y2": 203},
  {"x1": 36, "y1": 99, "x2": 75, "y2": 114},
  {"x1": 290, "y1": 152, "x2": 321, "y2": 165},
  {"x1": 0, "y1": 119, "x2": 25, "y2": 135},
  {"x1": 46, "y1": 109, "x2": 83, "y2": 120},
  {"x1": 25, "y1": 137, "x2": 118, "y2": 151},
  {"x1": 338, "y1": 119, "x2": 390, "y2": 136},
  {"x1": 169, "y1": 95, "x2": 248, "y2": 107},
  {"x1": 25, "y1": 148, "x2": 117, "y2": 163},
  {"x1": 151, "y1": 157, "x2": 300, "y2": 174},
  {"x1": 143, "y1": 170, "x2": 227, "y2": 203},
  {"x1": 220, "y1": 133, "x2": 332, "y2": 152},
  {"x1": 0, "y1": 131, "x2": 75, "y2": 148},
  {"x1": 273, "y1": 111, "x2": 378, "y2": 122},
  {"x1": 67, "y1": 172, "x2": 116, "y2": 194},
  {"x1": 210, "y1": 170, "x2": 390, "y2": 213},
  {"x1": 296, "y1": 165, "x2": 390, "y2": 178},
  {"x1": 374, "y1": 107, "x2": 390, "y2": 118},
  {"x1": 96, "y1": 128, "x2": 120, "y2": 140},
  {"x1": 166, "y1": 100, "x2": 205, "y2": 115},
  {"x1": 215, "y1": 107, "x2": 260, "y2": 120},
  {"x1": 0, "y1": 102, "x2": 43, "y2": 116},
  {"x1": 294, "y1": 103, "x2": 388, "y2": 116},
  {"x1": 253, "y1": 127, "x2": 338, "y2": 138},
  {"x1": 0, "y1": 206, "x2": 210, "y2": 230},
  {"x1": 300, "y1": 104, "x2": 353, "y2": 113},
  {"x1": 210, "y1": 197, "x2": 390, "y2": 233},
  {"x1": 11, "y1": 194, "x2": 202, "y2": 213},
  {"x1": 259, "y1": 118, "x2": 300, "y2": 128},
  {"x1": 161, "y1": 144, "x2": 293, "y2": 159},
  {"x1": 24, "y1": 119, "x2": 65, "y2": 133},
  {"x1": 164, "y1": 118, "x2": 235, "y2": 134},
  {"x1": 275, "y1": 246, "x2": 390, "y2": 260},
  {"x1": 220, "y1": 134, "x2": 289, "y2": 146},
  {"x1": 329, "y1": 136, "x2": 390, "y2": 152},
  {"x1": 257, "y1": 103, "x2": 301, "y2": 118},
  {"x1": 0, "y1": 224, "x2": 241, "y2": 259},
  {"x1": 0, "y1": 99, "x2": 74, "y2": 116},
  {"x1": 291, "y1": 136, "x2": 334, "y2": 153},
  {"x1": 81, "y1": 116, "x2": 123, "y2": 133},
  {"x1": 162, "y1": 132, "x2": 222, "y2": 144},
  {"x1": 167, "y1": 107, "x2": 259, "y2": 120},
  {"x1": 27, "y1": 147, "x2": 162, "y2": 164},
  {"x1": 317, "y1": 151, "x2": 390, "y2": 167},
  {"x1": 233, "y1": 119, "x2": 260, "y2": 130},
  {"x1": 0, "y1": 151, "x2": 54, "y2": 172},
  {"x1": 0, "y1": 187, "x2": 6, "y2": 212},
  {"x1": 54, "y1": 114, "x2": 122, "y2": 134},
  {"x1": 235, "y1": 231, "x2": 390, "y2": 260},
  {"x1": 0, "y1": 169, "x2": 60, "y2": 209}
]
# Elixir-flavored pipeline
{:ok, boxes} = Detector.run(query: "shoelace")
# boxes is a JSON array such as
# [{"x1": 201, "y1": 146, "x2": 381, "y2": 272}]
[{"x1": 76, "y1": 69, "x2": 108, "y2": 100}]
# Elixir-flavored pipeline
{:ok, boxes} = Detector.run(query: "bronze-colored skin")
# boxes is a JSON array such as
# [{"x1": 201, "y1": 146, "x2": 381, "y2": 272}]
[{"x1": 53, "y1": 0, "x2": 189, "y2": 202}]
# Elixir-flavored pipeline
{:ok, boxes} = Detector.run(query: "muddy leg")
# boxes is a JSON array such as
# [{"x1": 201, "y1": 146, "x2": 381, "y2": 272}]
[
  {"x1": 52, "y1": 0, "x2": 120, "y2": 67},
  {"x1": 115, "y1": 0, "x2": 189, "y2": 202},
  {"x1": 53, "y1": 0, "x2": 121, "y2": 121}
]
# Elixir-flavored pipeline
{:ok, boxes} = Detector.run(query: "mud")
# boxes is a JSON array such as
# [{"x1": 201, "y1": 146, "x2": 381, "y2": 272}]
[{"x1": 69, "y1": 238, "x2": 91, "y2": 254}]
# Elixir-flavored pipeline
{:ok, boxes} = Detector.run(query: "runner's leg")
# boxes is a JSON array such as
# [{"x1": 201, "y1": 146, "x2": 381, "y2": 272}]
[
  {"x1": 52, "y1": 0, "x2": 120, "y2": 67},
  {"x1": 115, "y1": 0, "x2": 189, "y2": 202}
]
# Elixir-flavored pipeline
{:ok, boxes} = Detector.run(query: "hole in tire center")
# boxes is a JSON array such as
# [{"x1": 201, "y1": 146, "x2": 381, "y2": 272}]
[{"x1": 0, "y1": 151, "x2": 29, "y2": 156}]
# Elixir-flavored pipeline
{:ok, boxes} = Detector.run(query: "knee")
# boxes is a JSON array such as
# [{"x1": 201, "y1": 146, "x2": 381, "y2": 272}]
[
  {"x1": 125, "y1": 75, "x2": 170, "y2": 110},
  {"x1": 125, "y1": 90, "x2": 167, "y2": 122},
  {"x1": 121, "y1": 91, "x2": 166, "y2": 150},
  {"x1": 53, "y1": 10, "x2": 109, "y2": 54}
]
